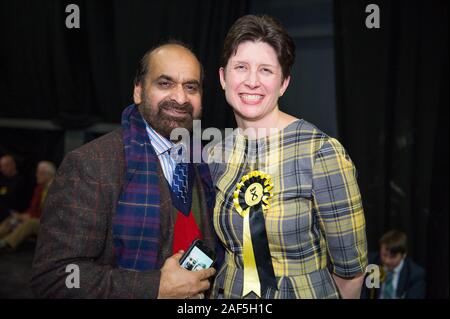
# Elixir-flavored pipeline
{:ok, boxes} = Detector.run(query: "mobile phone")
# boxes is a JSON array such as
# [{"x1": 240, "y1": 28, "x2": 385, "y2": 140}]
[{"x1": 179, "y1": 239, "x2": 216, "y2": 271}]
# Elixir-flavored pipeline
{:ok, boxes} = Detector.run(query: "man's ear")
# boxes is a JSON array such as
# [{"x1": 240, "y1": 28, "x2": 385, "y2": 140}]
[{"x1": 133, "y1": 84, "x2": 142, "y2": 104}]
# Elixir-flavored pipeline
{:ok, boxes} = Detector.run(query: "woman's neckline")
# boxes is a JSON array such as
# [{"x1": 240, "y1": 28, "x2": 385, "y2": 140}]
[{"x1": 235, "y1": 118, "x2": 303, "y2": 141}]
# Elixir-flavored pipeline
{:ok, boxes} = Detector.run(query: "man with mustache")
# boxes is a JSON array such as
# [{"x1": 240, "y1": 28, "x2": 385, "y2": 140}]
[{"x1": 31, "y1": 42, "x2": 218, "y2": 299}]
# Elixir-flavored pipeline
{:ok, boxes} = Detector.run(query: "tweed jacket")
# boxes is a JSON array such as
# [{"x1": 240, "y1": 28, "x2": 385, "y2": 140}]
[{"x1": 30, "y1": 128, "x2": 217, "y2": 298}]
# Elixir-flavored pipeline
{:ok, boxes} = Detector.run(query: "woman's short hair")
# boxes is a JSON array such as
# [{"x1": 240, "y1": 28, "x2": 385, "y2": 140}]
[{"x1": 221, "y1": 14, "x2": 296, "y2": 81}]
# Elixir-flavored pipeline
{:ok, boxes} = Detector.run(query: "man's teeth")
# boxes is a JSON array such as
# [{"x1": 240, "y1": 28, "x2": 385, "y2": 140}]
[{"x1": 240, "y1": 94, "x2": 263, "y2": 101}]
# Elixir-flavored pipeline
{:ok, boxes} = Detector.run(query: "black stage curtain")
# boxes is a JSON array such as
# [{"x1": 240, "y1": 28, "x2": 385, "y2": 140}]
[
  {"x1": 0, "y1": 0, "x2": 248, "y2": 129},
  {"x1": 334, "y1": 0, "x2": 448, "y2": 298}
]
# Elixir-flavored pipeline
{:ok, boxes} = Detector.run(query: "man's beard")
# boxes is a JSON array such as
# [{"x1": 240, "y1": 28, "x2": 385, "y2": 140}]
[{"x1": 138, "y1": 94, "x2": 200, "y2": 139}]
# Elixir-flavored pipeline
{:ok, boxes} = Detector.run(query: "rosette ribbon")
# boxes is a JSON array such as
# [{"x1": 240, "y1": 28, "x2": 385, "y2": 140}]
[{"x1": 233, "y1": 170, "x2": 277, "y2": 298}]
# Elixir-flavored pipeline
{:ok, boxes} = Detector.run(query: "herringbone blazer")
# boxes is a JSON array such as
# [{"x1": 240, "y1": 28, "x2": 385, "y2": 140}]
[{"x1": 30, "y1": 128, "x2": 217, "y2": 298}]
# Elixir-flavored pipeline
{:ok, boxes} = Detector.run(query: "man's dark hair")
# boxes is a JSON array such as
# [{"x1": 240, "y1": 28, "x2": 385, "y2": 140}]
[
  {"x1": 134, "y1": 39, "x2": 204, "y2": 88},
  {"x1": 221, "y1": 14, "x2": 296, "y2": 81},
  {"x1": 379, "y1": 230, "x2": 408, "y2": 255}
]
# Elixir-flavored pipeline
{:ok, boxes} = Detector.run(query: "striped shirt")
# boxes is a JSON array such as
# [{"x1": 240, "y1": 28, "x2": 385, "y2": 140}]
[{"x1": 144, "y1": 122, "x2": 176, "y2": 185}]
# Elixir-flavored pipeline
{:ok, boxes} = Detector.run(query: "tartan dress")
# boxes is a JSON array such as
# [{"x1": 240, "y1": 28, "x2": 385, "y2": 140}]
[{"x1": 208, "y1": 119, "x2": 368, "y2": 299}]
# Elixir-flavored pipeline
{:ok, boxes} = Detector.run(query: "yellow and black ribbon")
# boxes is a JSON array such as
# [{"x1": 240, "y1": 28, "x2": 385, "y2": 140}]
[{"x1": 233, "y1": 170, "x2": 277, "y2": 298}]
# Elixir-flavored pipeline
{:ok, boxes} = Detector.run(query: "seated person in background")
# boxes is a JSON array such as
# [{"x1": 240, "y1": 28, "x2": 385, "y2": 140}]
[
  {"x1": 0, "y1": 161, "x2": 56, "y2": 253},
  {"x1": 0, "y1": 155, "x2": 27, "y2": 222},
  {"x1": 362, "y1": 230, "x2": 426, "y2": 299}
]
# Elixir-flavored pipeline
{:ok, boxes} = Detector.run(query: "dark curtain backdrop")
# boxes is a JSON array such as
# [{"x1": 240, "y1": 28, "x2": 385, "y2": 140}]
[
  {"x1": 1, "y1": 0, "x2": 448, "y2": 298},
  {"x1": 0, "y1": 0, "x2": 247, "y2": 129},
  {"x1": 334, "y1": 0, "x2": 448, "y2": 298}
]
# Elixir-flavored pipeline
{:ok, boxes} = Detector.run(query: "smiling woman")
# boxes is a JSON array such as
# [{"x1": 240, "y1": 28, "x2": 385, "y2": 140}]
[
  {"x1": 208, "y1": 14, "x2": 368, "y2": 299},
  {"x1": 218, "y1": 15, "x2": 296, "y2": 135},
  {"x1": 219, "y1": 41, "x2": 290, "y2": 128}
]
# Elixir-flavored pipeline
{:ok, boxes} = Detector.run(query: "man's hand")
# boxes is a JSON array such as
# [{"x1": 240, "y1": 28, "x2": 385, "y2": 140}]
[{"x1": 157, "y1": 250, "x2": 216, "y2": 299}]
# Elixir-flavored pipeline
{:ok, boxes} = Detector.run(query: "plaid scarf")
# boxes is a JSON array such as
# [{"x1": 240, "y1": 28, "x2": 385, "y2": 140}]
[{"x1": 113, "y1": 104, "x2": 162, "y2": 270}]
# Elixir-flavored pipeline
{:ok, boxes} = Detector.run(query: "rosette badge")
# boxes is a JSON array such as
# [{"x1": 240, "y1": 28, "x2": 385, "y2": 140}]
[
  {"x1": 233, "y1": 171, "x2": 277, "y2": 298},
  {"x1": 234, "y1": 171, "x2": 273, "y2": 212}
]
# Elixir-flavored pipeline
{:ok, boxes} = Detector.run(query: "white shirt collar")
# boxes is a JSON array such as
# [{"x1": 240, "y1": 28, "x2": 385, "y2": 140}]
[
  {"x1": 144, "y1": 120, "x2": 174, "y2": 156},
  {"x1": 393, "y1": 258, "x2": 405, "y2": 274},
  {"x1": 384, "y1": 258, "x2": 405, "y2": 274}
]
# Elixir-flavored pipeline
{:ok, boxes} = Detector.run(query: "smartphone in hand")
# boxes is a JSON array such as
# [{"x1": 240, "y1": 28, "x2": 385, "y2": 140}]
[{"x1": 179, "y1": 239, "x2": 216, "y2": 271}]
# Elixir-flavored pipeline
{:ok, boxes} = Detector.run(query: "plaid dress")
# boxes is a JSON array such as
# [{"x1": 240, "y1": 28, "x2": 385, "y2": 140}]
[{"x1": 208, "y1": 119, "x2": 368, "y2": 299}]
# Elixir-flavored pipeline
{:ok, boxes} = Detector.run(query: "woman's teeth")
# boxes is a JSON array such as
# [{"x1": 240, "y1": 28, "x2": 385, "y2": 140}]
[{"x1": 240, "y1": 94, "x2": 263, "y2": 101}]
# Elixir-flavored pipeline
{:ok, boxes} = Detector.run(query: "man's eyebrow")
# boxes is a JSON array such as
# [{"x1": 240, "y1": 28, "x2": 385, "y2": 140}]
[
  {"x1": 155, "y1": 75, "x2": 200, "y2": 86},
  {"x1": 184, "y1": 80, "x2": 200, "y2": 86},
  {"x1": 155, "y1": 74, "x2": 174, "y2": 82}
]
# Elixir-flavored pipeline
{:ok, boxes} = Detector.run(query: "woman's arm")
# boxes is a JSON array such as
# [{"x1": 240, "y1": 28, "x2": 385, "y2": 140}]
[
  {"x1": 312, "y1": 137, "x2": 368, "y2": 298},
  {"x1": 332, "y1": 273, "x2": 365, "y2": 299}
]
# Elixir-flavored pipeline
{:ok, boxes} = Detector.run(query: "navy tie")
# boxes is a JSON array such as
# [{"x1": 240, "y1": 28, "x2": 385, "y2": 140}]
[{"x1": 172, "y1": 162, "x2": 189, "y2": 205}]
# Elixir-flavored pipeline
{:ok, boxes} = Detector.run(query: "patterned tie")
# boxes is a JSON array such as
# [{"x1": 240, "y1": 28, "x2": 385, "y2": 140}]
[
  {"x1": 172, "y1": 162, "x2": 189, "y2": 205},
  {"x1": 383, "y1": 271, "x2": 395, "y2": 299}
]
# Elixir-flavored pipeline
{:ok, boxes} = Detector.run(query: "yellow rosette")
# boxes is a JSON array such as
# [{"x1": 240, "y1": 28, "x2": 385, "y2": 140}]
[{"x1": 233, "y1": 170, "x2": 276, "y2": 298}]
